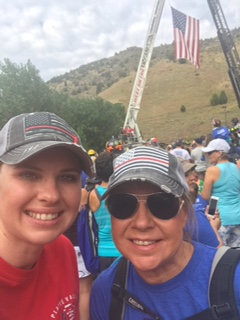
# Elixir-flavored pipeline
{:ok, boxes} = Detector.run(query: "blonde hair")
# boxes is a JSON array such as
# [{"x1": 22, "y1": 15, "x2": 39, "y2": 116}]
[{"x1": 182, "y1": 193, "x2": 197, "y2": 242}]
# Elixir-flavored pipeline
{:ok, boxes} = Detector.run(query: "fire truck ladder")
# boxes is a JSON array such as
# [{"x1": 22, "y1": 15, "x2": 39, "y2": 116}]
[
  {"x1": 207, "y1": 0, "x2": 240, "y2": 107},
  {"x1": 123, "y1": 0, "x2": 165, "y2": 142}
]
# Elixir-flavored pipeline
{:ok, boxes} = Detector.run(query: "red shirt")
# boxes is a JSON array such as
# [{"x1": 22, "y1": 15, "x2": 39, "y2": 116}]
[{"x1": 0, "y1": 235, "x2": 79, "y2": 320}]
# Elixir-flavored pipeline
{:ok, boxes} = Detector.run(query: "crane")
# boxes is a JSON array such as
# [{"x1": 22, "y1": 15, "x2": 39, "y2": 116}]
[
  {"x1": 207, "y1": 0, "x2": 240, "y2": 108},
  {"x1": 123, "y1": 0, "x2": 165, "y2": 143}
]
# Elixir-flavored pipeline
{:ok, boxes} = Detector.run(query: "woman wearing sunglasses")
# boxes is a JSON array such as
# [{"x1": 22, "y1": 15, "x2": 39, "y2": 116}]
[
  {"x1": 201, "y1": 138, "x2": 240, "y2": 247},
  {"x1": 90, "y1": 146, "x2": 240, "y2": 320}
]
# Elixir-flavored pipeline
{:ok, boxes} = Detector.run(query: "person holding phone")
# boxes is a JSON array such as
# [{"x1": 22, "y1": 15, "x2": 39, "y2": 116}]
[
  {"x1": 201, "y1": 138, "x2": 240, "y2": 247},
  {"x1": 208, "y1": 196, "x2": 219, "y2": 216}
]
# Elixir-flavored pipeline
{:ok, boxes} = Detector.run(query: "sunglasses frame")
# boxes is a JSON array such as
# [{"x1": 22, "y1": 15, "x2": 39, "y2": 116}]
[{"x1": 106, "y1": 192, "x2": 184, "y2": 220}]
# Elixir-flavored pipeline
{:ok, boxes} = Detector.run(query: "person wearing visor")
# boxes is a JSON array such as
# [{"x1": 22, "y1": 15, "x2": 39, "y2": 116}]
[
  {"x1": 0, "y1": 112, "x2": 94, "y2": 320},
  {"x1": 90, "y1": 146, "x2": 240, "y2": 320}
]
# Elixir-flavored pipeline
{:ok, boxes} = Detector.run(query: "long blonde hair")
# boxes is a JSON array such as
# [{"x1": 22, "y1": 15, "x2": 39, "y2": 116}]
[{"x1": 182, "y1": 193, "x2": 197, "y2": 242}]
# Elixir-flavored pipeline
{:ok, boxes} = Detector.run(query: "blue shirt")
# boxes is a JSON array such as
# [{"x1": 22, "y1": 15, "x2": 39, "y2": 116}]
[
  {"x1": 212, "y1": 126, "x2": 231, "y2": 142},
  {"x1": 194, "y1": 194, "x2": 209, "y2": 212},
  {"x1": 192, "y1": 205, "x2": 219, "y2": 247},
  {"x1": 90, "y1": 242, "x2": 240, "y2": 319}
]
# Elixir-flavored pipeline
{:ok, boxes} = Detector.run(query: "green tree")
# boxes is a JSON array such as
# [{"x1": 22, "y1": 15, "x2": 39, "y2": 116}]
[
  {"x1": 219, "y1": 90, "x2": 228, "y2": 104},
  {"x1": 0, "y1": 59, "x2": 126, "y2": 151},
  {"x1": 65, "y1": 98, "x2": 125, "y2": 151},
  {"x1": 0, "y1": 59, "x2": 56, "y2": 127},
  {"x1": 96, "y1": 83, "x2": 104, "y2": 94},
  {"x1": 166, "y1": 49, "x2": 175, "y2": 61},
  {"x1": 210, "y1": 93, "x2": 219, "y2": 106}
]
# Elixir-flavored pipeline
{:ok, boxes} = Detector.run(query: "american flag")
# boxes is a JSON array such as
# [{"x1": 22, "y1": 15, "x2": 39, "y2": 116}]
[
  {"x1": 171, "y1": 7, "x2": 200, "y2": 69},
  {"x1": 113, "y1": 147, "x2": 169, "y2": 179},
  {"x1": 24, "y1": 113, "x2": 79, "y2": 143}
]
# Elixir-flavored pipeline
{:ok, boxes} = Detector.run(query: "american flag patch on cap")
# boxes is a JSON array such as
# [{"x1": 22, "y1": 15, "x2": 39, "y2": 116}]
[
  {"x1": 24, "y1": 113, "x2": 79, "y2": 144},
  {"x1": 114, "y1": 147, "x2": 169, "y2": 180},
  {"x1": 101, "y1": 145, "x2": 189, "y2": 199}
]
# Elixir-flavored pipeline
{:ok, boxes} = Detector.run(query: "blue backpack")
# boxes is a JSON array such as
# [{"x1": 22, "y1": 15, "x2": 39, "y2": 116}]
[{"x1": 77, "y1": 189, "x2": 101, "y2": 274}]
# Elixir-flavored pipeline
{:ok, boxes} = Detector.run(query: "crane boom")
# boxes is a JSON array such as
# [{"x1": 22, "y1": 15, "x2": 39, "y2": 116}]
[
  {"x1": 122, "y1": 0, "x2": 240, "y2": 147},
  {"x1": 123, "y1": 0, "x2": 165, "y2": 142},
  {"x1": 207, "y1": 0, "x2": 240, "y2": 107}
]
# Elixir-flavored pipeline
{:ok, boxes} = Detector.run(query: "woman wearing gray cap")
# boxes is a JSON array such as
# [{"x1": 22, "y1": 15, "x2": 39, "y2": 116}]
[
  {"x1": 0, "y1": 112, "x2": 94, "y2": 320},
  {"x1": 90, "y1": 146, "x2": 240, "y2": 320}
]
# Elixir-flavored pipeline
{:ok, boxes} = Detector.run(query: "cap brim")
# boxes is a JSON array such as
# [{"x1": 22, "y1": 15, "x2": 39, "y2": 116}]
[
  {"x1": 0, "y1": 141, "x2": 95, "y2": 177},
  {"x1": 201, "y1": 146, "x2": 214, "y2": 153},
  {"x1": 183, "y1": 163, "x2": 196, "y2": 173},
  {"x1": 102, "y1": 169, "x2": 184, "y2": 200}
]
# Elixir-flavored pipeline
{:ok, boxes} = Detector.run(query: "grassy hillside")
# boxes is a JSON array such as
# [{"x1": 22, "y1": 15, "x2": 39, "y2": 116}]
[
  {"x1": 48, "y1": 29, "x2": 240, "y2": 144},
  {"x1": 99, "y1": 44, "x2": 240, "y2": 143}
]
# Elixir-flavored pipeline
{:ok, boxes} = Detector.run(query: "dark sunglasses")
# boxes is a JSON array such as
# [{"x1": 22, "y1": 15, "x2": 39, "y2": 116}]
[{"x1": 106, "y1": 192, "x2": 184, "y2": 220}]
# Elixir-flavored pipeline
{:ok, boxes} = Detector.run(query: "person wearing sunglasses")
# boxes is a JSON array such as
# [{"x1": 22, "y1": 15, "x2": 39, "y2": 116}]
[
  {"x1": 90, "y1": 146, "x2": 240, "y2": 319},
  {"x1": 201, "y1": 138, "x2": 240, "y2": 247}
]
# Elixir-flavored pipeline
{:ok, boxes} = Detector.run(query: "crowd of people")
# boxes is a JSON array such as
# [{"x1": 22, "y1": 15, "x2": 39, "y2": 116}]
[{"x1": 1, "y1": 112, "x2": 240, "y2": 320}]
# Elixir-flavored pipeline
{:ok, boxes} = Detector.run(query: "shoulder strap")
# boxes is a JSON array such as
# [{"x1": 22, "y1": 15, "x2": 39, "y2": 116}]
[
  {"x1": 209, "y1": 247, "x2": 240, "y2": 320},
  {"x1": 87, "y1": 190, "x2": 91, "y2": 201},
  {"x1": 111, "y1": 248, "x2": 240, "y2": 320},
  {"x1": 110, "y1": 257, "x2": 128, "y2": 320},
  {"x1": 87, "y1": 188, "x2": 101, "y2": 212},
  {"x1": 94, "y1": 187, "x2": 101, "y2": 201},
  {"x1": 209, "y1": 246, "x2": 230, "y2": 279},
  {"x1": 187, "y1": 246, "x2": 240, "y2": 320},
  {"x1": 110, "y1": 257, "x2": 162, "y2": 320}
]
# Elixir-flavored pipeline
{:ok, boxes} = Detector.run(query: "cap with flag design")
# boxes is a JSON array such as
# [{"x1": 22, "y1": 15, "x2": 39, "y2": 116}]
[
  {"x1": 0, "y1": 112, "x2": 95, "y2": 177},
  {"x1": 102, "y1": 146, "x2": 189, "y2": 199}
]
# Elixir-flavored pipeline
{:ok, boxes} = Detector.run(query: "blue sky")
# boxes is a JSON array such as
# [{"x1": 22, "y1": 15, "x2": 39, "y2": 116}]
[{"x1": 0, "y1": 0, "x2": 239, "y2": 81}]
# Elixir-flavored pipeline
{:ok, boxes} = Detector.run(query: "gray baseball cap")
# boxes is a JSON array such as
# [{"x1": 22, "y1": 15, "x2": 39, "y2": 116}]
[
  {"x1": 102, "y1": 146, "x2": 189, "y2": 199},
  {"x1": 0, "y1": 112, "x2": 95, "y2": 177}
]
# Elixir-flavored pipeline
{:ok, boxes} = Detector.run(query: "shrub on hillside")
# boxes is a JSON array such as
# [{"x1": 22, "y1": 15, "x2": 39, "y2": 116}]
[
  {"x1": 219, "y1": 90, "x2": 228, "y2": 104},
  {"x1": 178, "y1": 59, "x2": 187, "y2": 64},
  {"x1": 210, "y1": 93, "x2": 219, "y2": 106},
  {"x1": 180, "y1": 105, "x2": 186, "y2": 112},
  {"x1": 210, "y1": 91, "x2": 228, "y2": 106}
]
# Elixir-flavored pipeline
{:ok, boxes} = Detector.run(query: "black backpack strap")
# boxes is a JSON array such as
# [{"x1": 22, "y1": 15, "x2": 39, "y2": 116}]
[
  {"x1": 209, "y1": 247, "x2": 240, "y2": 320},
  {"x1": 94, "y1": 187, "x2": 101, "y2": 201},
  {"x1": 110, "y1": 257, "x2": 162, "y2": 320},
  {"x1": 110, "y1": 257, "x2": 129, "y2": 320},
  {"x1": 187, "y1": 246, "x2": 240, "y2": 320},
  {"x1": 186, "y1": 305, "x2": 232, "y2": 320}
]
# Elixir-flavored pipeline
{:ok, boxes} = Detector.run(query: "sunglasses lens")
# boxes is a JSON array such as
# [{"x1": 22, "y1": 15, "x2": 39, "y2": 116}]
[
  {"x1": 147, "y1": 193, "x2": 180, "y2": 220},
  {"x1": 106, "y1": 194, "x2": 137, "y2": 219}
]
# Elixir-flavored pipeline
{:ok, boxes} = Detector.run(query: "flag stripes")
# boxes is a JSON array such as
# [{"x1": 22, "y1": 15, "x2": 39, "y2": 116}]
[{"x1": 171, "y1": 7, "x2": 200, "y2": 69}]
